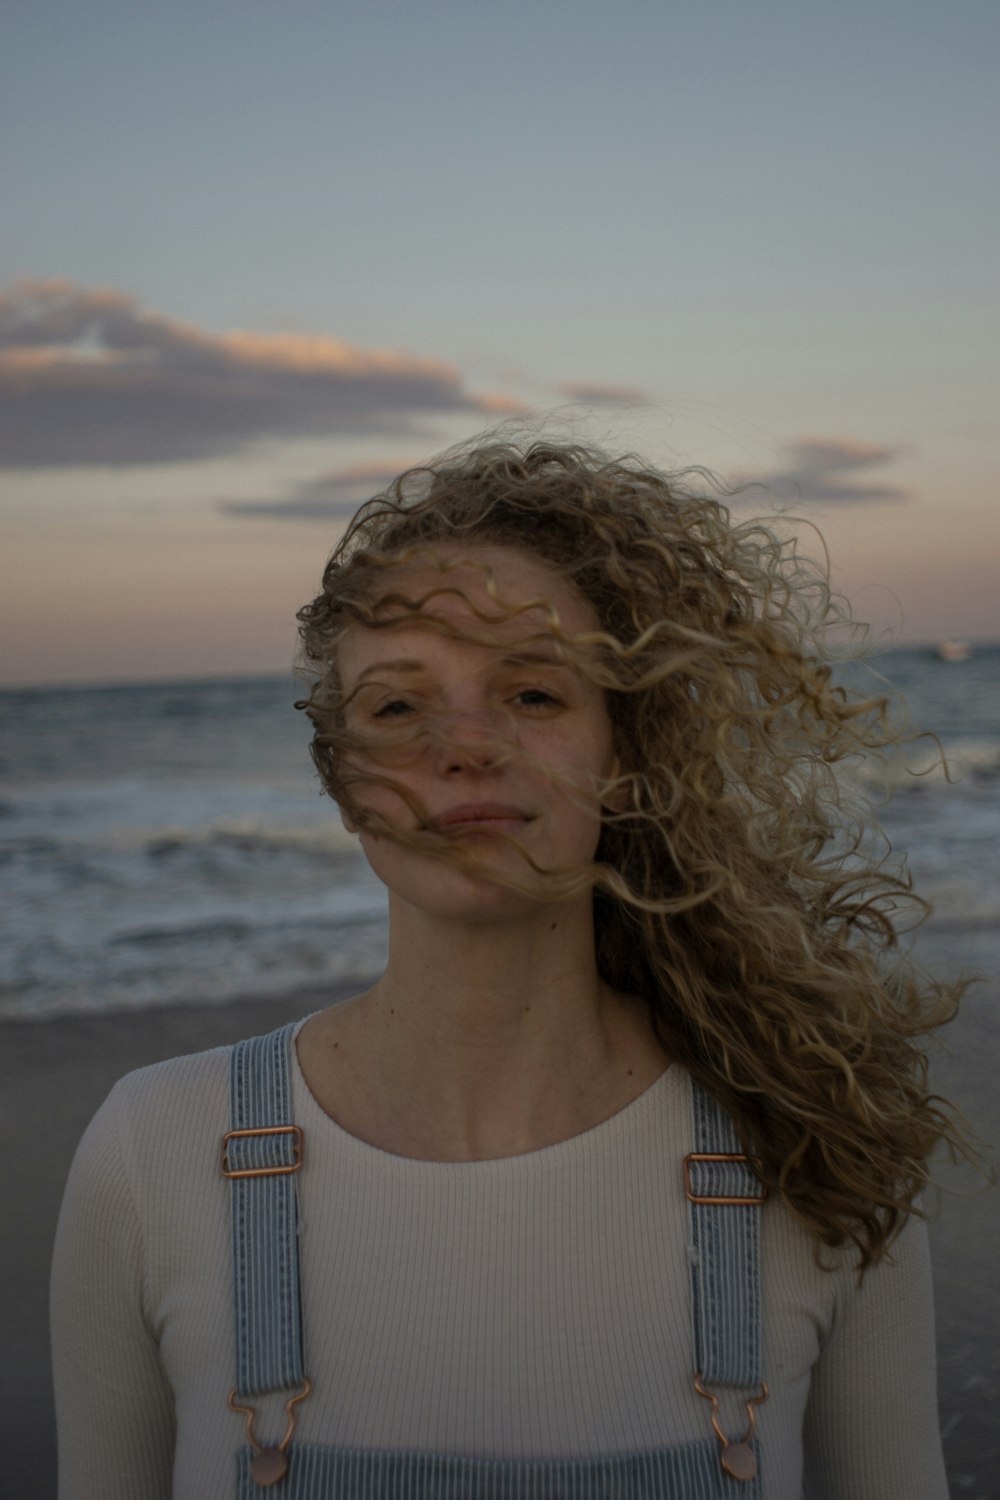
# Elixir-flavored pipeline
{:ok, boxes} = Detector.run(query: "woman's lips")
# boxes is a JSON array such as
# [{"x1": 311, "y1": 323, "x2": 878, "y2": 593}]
[{"x1": 432, "y1": 803, "x2": 533, "y2": 830}]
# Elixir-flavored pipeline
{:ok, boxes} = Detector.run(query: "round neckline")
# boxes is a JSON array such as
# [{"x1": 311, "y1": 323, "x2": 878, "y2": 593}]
[{"x1": 289, "y1": 1015, "x2": 676, "y2": 1174}]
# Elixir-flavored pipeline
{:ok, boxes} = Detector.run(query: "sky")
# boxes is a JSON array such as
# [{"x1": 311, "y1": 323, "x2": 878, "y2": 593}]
[{"x1": 2, "y1": 0, "x2": 998, "y2": 685}]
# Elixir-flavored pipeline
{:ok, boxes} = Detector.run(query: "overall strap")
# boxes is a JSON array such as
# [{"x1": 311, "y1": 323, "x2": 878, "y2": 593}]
[
  {"x1": 686, "y1": 1080, "x2": 763, "y2": 1388},
  {"x1": 686, "y1": 1078, "x2": 767, "y2": 1489},
  {"x1": 224, "y1": 1024, "x2": 306, "y2": 1398}
]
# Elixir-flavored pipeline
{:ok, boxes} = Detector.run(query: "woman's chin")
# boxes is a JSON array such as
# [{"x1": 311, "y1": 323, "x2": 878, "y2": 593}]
[{"x1": 362, "y1": 842, "x2": 543, "y2": 922}]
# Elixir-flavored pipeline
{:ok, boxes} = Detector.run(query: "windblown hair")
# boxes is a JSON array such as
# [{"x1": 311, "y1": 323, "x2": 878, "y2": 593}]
[{"x1": 297, "y1": 436, "x2": 966, "y2": 1271}]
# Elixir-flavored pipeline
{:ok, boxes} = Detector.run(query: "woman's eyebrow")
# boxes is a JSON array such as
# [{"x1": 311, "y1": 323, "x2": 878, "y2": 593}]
[
  {"x1": 499, "y1": 649, "x2": 576, "y2": 673},
  {"x1": 354, "y1": 658, "x2": 428, "y2": 686},
  {"x1": 353, "y1": 649, "x2": 575, "y2": 687}
]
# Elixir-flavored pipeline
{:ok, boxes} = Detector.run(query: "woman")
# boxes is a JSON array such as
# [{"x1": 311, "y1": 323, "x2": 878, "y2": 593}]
[{"x1": 52, "y1": 439, "x2": 963, "y2": 1498}]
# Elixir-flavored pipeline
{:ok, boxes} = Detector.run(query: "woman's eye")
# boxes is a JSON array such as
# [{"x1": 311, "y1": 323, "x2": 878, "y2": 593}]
[
  {"x1": 514, "y1": 689, "x2": 560, "y2": 709},
  {"x1": 373, "y1": 699, "x2": 415, "y2": 719}
]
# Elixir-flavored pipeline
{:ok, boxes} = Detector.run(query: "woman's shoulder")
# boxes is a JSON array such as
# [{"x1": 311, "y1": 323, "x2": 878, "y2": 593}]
[
  {"x1": 84, "y1": 1024, "x2": 292, "y2": 1180},
  {"x1": 63, "y1": 1024, "x2": 297, "y2": 1241},
  {"x1": 109, "y1": 1036, "x2": 232, "y2": 1125}
]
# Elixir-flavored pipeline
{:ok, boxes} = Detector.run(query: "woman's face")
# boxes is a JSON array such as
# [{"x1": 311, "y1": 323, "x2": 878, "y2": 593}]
[{"x1": 335, "y1": 542, "x2": 618, "y2": 922}]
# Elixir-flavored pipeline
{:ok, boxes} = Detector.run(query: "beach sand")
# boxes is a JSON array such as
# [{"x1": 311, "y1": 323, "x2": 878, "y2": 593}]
[{"x1": 2, "y1": 941, "x2": 996, "y2": 1500}]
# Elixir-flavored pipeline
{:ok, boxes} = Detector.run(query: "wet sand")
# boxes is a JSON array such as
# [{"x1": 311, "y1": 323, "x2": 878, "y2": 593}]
[{"x1": 2, "y1": 938, "x2": 996, "y2": 1499}]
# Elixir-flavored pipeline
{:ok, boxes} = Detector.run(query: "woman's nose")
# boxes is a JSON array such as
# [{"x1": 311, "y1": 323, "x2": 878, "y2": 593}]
[{"x1": 431, "y1": 706, "x2": 509, "y2": 768}]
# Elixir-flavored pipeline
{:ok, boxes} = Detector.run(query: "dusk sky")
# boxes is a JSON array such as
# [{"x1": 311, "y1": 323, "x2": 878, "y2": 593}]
[{"x1": 3, "y1": 0, "x2": 998, "y2": 684}]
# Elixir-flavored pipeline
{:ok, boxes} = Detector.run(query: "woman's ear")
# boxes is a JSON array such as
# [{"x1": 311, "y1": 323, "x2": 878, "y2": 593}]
[
  {"x1": 339, "y1": 802, "x2": 358, "y2": 835},
  {"x1": 602, "y1": 754, "x2": 631, "y2": 813}
]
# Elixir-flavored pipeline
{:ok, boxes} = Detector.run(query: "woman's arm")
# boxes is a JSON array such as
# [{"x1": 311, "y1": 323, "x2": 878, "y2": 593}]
[
  {"x1": 50, "y1": 1083, "x2": 175, "y2": 1500},
  {"x1": 802, "y1": 1212, "x2": 949, "y2": 1500}
]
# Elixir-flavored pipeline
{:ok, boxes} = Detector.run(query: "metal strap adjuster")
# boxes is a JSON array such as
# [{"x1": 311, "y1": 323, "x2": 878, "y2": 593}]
[
  {"x1": 228, "y1": 1378, "x2": 312, "y2": 1486},
  {"x1": 683, "y1": 1152, "x2": 767, "y2": 1205},
  {"x1": 221, "y1": 1125, "x2": 304, "y2": 1178},
  {"x1": 694, "y1": 1373, "x2": 769, "y2": 1481}
]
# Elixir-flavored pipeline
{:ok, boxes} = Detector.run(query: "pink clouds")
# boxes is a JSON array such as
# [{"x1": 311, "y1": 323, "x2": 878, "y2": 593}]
[
  {"x1": 556, "y1": 380, "x2": 651, "y2": 406},
  {"x1": 738, "y1": 437, "x2": 911, "y2": 504},
  {"x1": 0, "y1": 281, "x2": 517, "y2": 467}
]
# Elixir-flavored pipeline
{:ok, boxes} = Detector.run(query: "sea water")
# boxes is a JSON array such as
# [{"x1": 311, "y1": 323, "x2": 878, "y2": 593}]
[{"x1": 1, "y1": 646, "x2": 998, "y2": 1021}]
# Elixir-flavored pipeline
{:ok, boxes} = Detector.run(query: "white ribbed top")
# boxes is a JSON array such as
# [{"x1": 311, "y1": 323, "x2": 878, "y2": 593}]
[{"x1": 51, "y1": 1024, "x2": 948, "y2": 1500}]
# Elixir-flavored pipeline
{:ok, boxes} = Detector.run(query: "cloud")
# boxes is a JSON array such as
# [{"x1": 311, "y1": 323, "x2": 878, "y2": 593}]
[
  {"x1": 556, "y1": 380, "x2": 652, "y2": 406},
  {"x1": 220, "y1": 462, "x2": 419, "y2": 521},
  {"x1": 0, "y1": 280, "x2": 517, "y2": 467},
  {"x1": 738, "y1": 438, "x2": 911, "y2": 504}
]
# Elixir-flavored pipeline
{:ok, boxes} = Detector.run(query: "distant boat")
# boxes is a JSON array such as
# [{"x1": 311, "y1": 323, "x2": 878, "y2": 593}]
[{"x1": 936, "y1": 640, "x2": 971, "y2": 662}]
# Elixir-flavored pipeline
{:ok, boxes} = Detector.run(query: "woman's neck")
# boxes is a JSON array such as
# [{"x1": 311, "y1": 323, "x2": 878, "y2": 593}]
[{"x1": 296, "y1": 897, "x2": 667, "y2": 1161}]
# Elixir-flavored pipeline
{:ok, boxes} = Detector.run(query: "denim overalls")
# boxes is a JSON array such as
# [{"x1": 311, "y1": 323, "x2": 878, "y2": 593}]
[{"x1": 221, "y1": 1026, "x2": 768, "y2": 1498}]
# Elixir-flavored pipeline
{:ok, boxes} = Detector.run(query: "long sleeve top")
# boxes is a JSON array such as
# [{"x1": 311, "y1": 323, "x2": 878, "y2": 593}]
[{"x1": 50, "y1": 1027, "x2": 949, "y2": 1499}]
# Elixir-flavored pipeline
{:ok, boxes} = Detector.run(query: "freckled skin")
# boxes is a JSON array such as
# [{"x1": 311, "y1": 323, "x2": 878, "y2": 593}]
[{"x1": 336, "y1": 543, "x2": 620, "y2": 924}]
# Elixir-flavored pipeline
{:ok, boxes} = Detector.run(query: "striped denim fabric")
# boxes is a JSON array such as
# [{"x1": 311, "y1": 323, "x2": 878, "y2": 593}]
[
  {"x1": 236, "y1": 1438, "x2": 736, "y2": 1500},
  {"x1": 229, "y1": 1025, "x2": 305, "y2": 1398},
  {"x1": 687, "y1": 1083, "x2": 764, "y2": 1393}
]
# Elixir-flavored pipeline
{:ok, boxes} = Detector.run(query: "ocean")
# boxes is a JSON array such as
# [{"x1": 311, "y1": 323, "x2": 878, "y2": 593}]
[{"x1": 2, "y1": 645, "x2": 998, "y2": 1023}]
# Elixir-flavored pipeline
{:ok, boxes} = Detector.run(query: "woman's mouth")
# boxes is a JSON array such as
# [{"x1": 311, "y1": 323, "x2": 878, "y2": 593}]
[{"x1": 431, "y1": 803, "x2": 533, "y2": 832}]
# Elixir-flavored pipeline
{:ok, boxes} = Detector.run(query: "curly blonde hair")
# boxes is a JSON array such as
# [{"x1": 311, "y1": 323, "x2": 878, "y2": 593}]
[{"x1": 296, "y1": 436, "x2": 966, "y2": 1270}]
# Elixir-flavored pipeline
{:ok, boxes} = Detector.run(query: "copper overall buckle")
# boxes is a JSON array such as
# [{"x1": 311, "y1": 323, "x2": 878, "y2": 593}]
[
  {"x1": 693, "y1": 1373, "x2": 769, "y2": 1481},
  {"x1": 228, "y1": 1379, "x2": 312, "y2": 1486},
  {"x1": 683, "y1": 1152, "x2": 768, "y2": 1205},
  {"x1": 221, "y1": 1125, "x2": 304, "y2": 1178}
]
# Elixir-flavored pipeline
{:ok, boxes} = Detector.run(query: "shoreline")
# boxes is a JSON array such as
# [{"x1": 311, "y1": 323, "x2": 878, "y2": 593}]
[{"x1": 3, "y1": 959, "x2": 997, "y2": 1499}]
